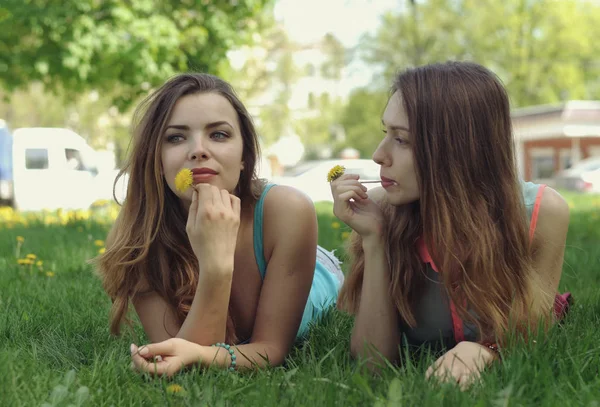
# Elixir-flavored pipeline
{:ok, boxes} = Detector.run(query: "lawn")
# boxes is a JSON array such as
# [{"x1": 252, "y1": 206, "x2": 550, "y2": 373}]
[{"x1": 1, "y1": 194, "x2": 599, "y2": 406}]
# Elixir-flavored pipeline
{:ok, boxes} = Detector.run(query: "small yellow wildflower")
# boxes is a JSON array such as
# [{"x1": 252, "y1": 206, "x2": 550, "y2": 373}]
[
  {"x1": 166, "y1": 384, "x2": 184, "y2": 394},
  {"x1": 332, "y1": 222, "x2": 341, "y2": 229},
  {"x1": 327, "y1": 165, "x2": 345, "y2": 182},
  {"x1": 36, "y1": 260, "x2": 43, "y2": 267},
  {"x1": 17, "y1": 259, "x2": 29, "y2": 265},
  {"x1": 16, "y1": 236, "x2": 24, "y2": 243},
  {"x1": 98, "y1": 248, "x2": 106, "y2": 254},
  {"x1": 342, "y1": 231, "x2": 350, "y2": 239},
  {"x1": 26, "y1": 254, "x2": 37, "y2": 260},
  {"x1": 94, "y1": 240, "x2": 105, "y2": 247},
  {"x1": 175, "y1": 168, "x2": 193, "y2": 193},
  {"x1": 46, "y1": 271, "x2": 55, "y2": 277}
]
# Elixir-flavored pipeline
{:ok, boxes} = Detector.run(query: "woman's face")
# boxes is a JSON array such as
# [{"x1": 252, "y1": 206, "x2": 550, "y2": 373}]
[
  {"x1": 161, "y1": 92, "x2": 244, "y2": 204},
  {"x1": 372, "y1": 91, "x2": 420, "y2": 206}
]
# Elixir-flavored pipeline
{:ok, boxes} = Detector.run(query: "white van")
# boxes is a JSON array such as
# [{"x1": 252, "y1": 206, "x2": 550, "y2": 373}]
[{"x1": 11, "y1": 127, "x2": 102, "y2": 211}]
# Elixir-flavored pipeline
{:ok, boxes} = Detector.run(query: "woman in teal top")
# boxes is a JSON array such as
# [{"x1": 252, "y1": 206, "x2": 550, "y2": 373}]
[
  {"x1": 96, "y1": 73, "x2": 342, "y2": 377},
  {"x1": 330, "y1": 62, "x2": 570, "y2": 389}
]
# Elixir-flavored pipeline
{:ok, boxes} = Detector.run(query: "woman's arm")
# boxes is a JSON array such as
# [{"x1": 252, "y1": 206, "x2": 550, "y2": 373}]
[
  {"x1": 530, "y1": 187, "x2": 570, "y2": 295},
  {"x1": 132, "y1": 185, "x2": 320, "y2": 370},
  {"x1": 132, "y1": 185, "x2": 240, "y2": 345},
  {"x1": 242, "y1": 185, "x2": 319, "y2": 366},
  {"x1": 343, "y1": 187, "x2": 401, "y2": 367},
  {"x1": 350, "y1": 235, "x2": 401, "y2": 368},
  {"x1": 131, "y1": 268, "x2": 234, "y2": 345}
]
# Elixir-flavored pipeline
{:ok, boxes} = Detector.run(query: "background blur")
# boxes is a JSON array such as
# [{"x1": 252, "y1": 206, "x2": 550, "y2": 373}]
[{"x1": 1, "y1": 0, "x2": 600, "y2": 210}]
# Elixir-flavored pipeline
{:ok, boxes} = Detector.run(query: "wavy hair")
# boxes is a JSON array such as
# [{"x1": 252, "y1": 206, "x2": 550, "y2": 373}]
[
  {"x1": 338, "y1": 61, "x2": 554, "y2": 344},
  {"x1": 95, "y1": 73, "x2": 263, "y2": 343}
]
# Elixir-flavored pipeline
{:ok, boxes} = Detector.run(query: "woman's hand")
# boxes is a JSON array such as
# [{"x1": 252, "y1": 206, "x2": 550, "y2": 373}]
[
  {"x1": 187, "y1": 184, "x2": 241, "y2": 272},
  {"x1": 130, "y1": 338, "x2": 201, "y2": 377},
  {"x1": 330, "y1": 174, "x2": 384, "y2": 239},
  {"x1": 425, "y1": 341, "x2": 498, "y2": 390}
]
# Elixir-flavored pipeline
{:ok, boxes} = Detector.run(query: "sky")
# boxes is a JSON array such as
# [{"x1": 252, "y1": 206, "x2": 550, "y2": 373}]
[
  {"x1": 273, "y1": 0, "x2": 399, "y2": 47},
  {"x1": 272, "y1": 0, "x2": 400, "y2": 90}
]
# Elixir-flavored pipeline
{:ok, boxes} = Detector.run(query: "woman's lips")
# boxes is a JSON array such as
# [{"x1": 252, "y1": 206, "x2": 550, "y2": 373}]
[
  {"x1": 380, "y1": 176, "x2": 398, "y2": 188},
  {"x1": 192, "y1": 173, "x2": 216, "y2": 182},
  {"x1": 191, "y1": 168, "x2": 218, "y2": 183}
]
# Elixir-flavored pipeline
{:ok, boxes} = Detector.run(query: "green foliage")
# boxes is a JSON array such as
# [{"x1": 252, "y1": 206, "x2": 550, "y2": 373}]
[
  {"x1": 1, "y1": 196, "x2": 599, "y2": 405},
  {"x1": 340, "y1": 88, "x2": 389, "y2": 158},
  {"x1": 360, "y1": 0, "x2": 600, "y2": 107},
  {"x1": 0, "y1": 0, "x2": 274, "y2": 110}
]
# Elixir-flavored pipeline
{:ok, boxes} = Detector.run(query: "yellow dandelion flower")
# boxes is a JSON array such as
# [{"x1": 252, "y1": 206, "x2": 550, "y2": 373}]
[
  {"x1": 332, "y1": 222, "x2": 341, "y2": 229},
  {"x1": 98, "y1": 247, "x2": 106, "y2": 254},
  {"x1": 17, "y1": 259, "x2": 28, "y2": 265},
  {"x1": 36, "y1": 260, "x2": 43, "y2": 267},
  {"x1": 175, "y1": 168, "x2": 193, "y2": 193},
  {"x1": 342, "y1": 231, "x2": 350, "y2": 239},
  {"x1": 327, "y1": 165, "x2": 345, "y2": 182},
  {"x1": 16, "y1": 236, "x2": 24, "y2": 243},
  {"x1": 94, "y1": 240, "x2": 105, "y2": 247},
  {"x1": 26, "y1": 254, "x2": 37, "y2": 260},
  {"x1": 166, "y1": 384, "x2": 184, "y2": 394},
  {"x1": 46, "y1": 271, "x2": 55, "y2": 277}
]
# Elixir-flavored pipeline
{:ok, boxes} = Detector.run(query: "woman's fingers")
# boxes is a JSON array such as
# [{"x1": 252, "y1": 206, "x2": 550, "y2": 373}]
[
  {"x1": 230, "y1": 194, "x2": 241, "y2": 218},
  {"x1": 337, "y1": 190, "x2": 366, "y2": 203},
  {"x1": 132, "y1": 341, "x2": 175, "y2": 359},
  {"x1": 336, "y1": 184, "x2": 368, "y2": 198},
  {"x1": 220, "y1": 188, "x2": 231, "y2": 208},
  {"x1": 131, "y1": 351, "x2": 166, "y2": 375},
  {"x1": 187, "y1": 188, "x2": 199, "y2": 226}
]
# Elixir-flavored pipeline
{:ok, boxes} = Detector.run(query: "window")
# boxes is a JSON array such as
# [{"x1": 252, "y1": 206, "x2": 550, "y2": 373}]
[
  {"x1": 25, "y1": 149, "x2": 49, "y2": 169},
  {"x1": 532, "y1": 156, "x2": 554, "y2": 179},
  {"x1": 65, "y1": 149, "x2": 85, "y2": 171}
]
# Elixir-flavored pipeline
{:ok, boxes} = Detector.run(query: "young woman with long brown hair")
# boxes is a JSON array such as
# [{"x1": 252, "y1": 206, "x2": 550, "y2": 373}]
[
  {"x1": 330, "y1": 61, "x2": 571, "y2": 388},
  {"x1": 96, "y1": 73, "x2": 343, "y2": 376}
]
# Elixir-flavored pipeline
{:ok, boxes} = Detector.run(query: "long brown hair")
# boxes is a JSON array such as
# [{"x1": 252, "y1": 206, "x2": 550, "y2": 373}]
[
  {"x1": 95, "y1": 73, "x2": 263, "y2": 343},
  {"x1": 338, "y1": 61, "x2": 554, "y2": 344}
]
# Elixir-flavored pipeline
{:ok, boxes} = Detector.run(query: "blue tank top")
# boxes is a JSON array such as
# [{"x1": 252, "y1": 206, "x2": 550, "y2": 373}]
[{"x1": 253, "y1": 184, "x2": 341, "y2": 339}]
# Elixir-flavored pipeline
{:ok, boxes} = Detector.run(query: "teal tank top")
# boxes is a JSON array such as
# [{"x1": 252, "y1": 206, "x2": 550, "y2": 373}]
[{"x1": 253, "y1": 184, "x2": 342, "y2": 339}]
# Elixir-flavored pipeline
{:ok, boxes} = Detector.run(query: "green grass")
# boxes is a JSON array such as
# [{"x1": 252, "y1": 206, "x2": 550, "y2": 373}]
[{"x1": 1, "y1": 195, "x2": 599, "y2": 406}]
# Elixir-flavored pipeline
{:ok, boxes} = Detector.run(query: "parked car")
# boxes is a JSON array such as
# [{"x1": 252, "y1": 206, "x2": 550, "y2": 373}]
[
  {"x1": 272, "y1": 159, "x2": 381, "y2": 202},
  {"x1": 11, "y1": 127, "x2": 101, "y2": 211},
  {"x1": 0, "y1": 120, "x2": 14, "y2": 206},
  {"x1": 554, "y1": 156, "x2": 600, "y2": 193}
]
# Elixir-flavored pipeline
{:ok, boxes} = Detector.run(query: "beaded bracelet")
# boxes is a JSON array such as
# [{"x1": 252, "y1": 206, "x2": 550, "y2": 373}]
[{"x1": 211, "y1": 343, "x2": 237, "y2": 371}]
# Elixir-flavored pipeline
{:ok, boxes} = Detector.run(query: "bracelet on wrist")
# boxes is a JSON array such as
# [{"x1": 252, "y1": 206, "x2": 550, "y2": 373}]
[{"x1": 211, "y1": 342, "x2": 237, "y2": 371}]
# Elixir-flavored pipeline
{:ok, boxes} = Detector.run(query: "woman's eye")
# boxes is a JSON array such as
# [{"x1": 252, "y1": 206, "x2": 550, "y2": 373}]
[
  {"x1": 211, "y1": 131, "x2": 229, "y2": 140},
  {"x1": 395, "y1": 137, "x2": 408, "y2": 145},
  {"x1": 167, "y1": 134, "x2": 184, "y2": 143}
]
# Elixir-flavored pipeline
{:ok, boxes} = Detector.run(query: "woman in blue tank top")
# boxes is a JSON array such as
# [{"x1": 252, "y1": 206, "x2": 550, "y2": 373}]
[
  {"x1": 96, "y1": 73, "x2": 342, "y2": 377},
  {"x1": 330, "y1": 62, "x2": 571, "y2": 389}
]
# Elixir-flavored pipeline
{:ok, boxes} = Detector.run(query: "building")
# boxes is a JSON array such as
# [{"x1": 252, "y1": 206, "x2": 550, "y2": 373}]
[{"x1": 512, "y1": 101, "x2": 600, "y2": 181}]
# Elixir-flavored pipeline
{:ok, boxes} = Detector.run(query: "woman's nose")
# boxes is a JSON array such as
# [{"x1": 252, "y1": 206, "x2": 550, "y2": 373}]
[
  {"x1": 372, "y1": 140, "x2": 388, "y2": 166},
  {"x1": 188, "y1": 136, "x2": 209, "y2": 161}
]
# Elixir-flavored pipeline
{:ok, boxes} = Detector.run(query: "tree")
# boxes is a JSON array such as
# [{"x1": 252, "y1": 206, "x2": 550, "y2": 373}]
[
  {"x1": 360, "y1": 0, "x2": 600, "y2": 107},
  {"x1": 294, "y1": 93, "x2": 345, "y2": 159},
  {"x1": 340, "y1": 88, "x2": 389, "y2": 158},
  {"x1": 0, "y1": 0, "x2": 274, "y2": 110}
]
